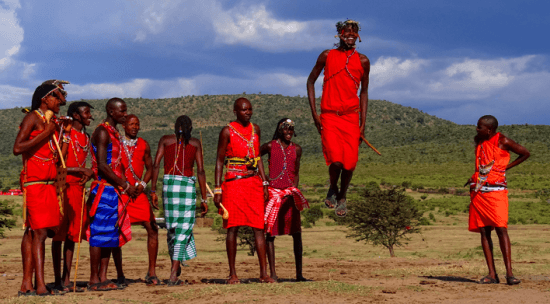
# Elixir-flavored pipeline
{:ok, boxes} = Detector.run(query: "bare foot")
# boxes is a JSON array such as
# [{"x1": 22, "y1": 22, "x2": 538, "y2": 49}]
[
  {"x1": 226, "y1": 275, "x2": 240, "y2": 284},
  {"x1": 260, "y1": 276, "x2": 277, "y2": 283}
]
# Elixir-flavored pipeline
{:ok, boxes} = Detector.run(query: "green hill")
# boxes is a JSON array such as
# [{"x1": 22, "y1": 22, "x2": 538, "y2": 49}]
[{"x1": 1, "y1": 94, "x2": 549, "y2": 190}]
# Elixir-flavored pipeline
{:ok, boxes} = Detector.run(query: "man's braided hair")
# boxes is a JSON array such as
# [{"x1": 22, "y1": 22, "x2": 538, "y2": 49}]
[
  {"x1": 336, "y1": 19, "x2": 360, "y2": 33},
  {"x1": 334, "y1": 19, "x2": 361, "y2": 48},
  {"x1": 175, "y1": 115, "x2": 192, "y2": 145}
]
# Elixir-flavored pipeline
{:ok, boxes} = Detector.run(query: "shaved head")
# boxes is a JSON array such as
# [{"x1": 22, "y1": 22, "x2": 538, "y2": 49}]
[
  {"x1": 479, "y1": 115, "x2": 498, "y2": 131},
  {"x1": 124, "y1": 114, "x2": 139, "y2": 125},
  {"x1": 233, "y1": 97, "x2": 251, "y2": 111},
  {"x1": 106, "y1": 97, "x2": 125, "y2": 112}
]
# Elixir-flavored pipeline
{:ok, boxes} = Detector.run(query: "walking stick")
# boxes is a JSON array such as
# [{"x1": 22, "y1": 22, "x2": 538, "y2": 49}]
[
  {"x1": 45, "y1": 110, "x2": 66, "y2": 168},
  {"x1": 73, "y1": 189, "x2": 86, "y2": 292},
  {"x1": 360, "y1": 135, "x2": 382, "y2": 156}
]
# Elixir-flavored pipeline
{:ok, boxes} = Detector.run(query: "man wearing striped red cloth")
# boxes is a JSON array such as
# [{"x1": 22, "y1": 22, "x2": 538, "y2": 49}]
[{"x1": 260, "y1": 118, "x2": 309, "y2": 282}]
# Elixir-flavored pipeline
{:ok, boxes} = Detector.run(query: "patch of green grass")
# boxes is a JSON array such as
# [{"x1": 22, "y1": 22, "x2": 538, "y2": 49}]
[{"x1": 166, "y1": 281, "x2": 372, "y2": 300}]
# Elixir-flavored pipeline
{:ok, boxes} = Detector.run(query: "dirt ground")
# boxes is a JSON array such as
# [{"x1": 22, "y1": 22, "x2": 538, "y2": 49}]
[{"x1": 2, "y1": 199, "x2": 550, "y2": 303}]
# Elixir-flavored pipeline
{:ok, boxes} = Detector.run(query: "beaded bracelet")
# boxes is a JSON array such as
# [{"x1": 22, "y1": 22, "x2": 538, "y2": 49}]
[
  {"x1": 262, "y1": 180, "x2": 269, "y2": 186},
  {"x1": 201, "y1": 198, "x2": 208, "y2": 204},
  {"x1": 214, "y1": 187, "x2": 222, "y2": 195}
]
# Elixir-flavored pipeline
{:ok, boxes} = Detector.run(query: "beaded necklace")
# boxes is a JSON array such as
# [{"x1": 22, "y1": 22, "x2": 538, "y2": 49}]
[
  {"x1": 100, "y1": 120, "x2": 122, "y2": 173},
  {"x1": 270, "y1": 139, "x2": 293, "y2": 185},
  {"x1": 171, "y1": 138, "x2": 185, "y2": 175},
  {"x1": 228, "y1": 123, "x2": 256, "y2": 157},
  {"x1": 69, "y1": 130, "x2": 89, "y2": 168},
  {"x1": 323, "y1": 48, "x2": 360, "y2": 90},
  {"x1": 121, "y1": 136, "x2": 142, "y2": 182}
]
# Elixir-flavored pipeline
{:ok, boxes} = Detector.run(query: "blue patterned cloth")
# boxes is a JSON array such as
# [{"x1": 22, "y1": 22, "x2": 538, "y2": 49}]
[{"x1": 88, "y1": 183, "x2": 121, "y2": 247}]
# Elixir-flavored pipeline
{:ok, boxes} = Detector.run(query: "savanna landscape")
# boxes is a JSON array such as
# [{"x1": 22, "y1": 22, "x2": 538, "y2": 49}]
[{"x1": 1, "y1": 94, "x2": 550, "y2": 303}]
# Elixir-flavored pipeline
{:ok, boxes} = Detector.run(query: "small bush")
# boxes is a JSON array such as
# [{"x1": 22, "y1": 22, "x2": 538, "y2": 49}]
[
  {"x1": 0, "y1": 200, "x2": 16, "y2": 239},
  {"x1": 301, "y1": 205, "x2": 323, "y2": 227},
  {"x1": 420, "y1": 194, "x2": 428, "y2": 200},
  {"x1": 346, "y1": 187, "x2": 422, "y2": 257}
]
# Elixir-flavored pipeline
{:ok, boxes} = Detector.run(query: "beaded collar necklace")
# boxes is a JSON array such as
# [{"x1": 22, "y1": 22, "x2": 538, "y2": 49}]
[{"x1": 228, "y1": 123, "x2": 256, "y2": 157}]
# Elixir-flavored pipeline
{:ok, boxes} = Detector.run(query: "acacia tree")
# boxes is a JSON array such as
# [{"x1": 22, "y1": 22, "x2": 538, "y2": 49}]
[{"x1": 346, "y1": 187, "x2": 422, "y2": 257}]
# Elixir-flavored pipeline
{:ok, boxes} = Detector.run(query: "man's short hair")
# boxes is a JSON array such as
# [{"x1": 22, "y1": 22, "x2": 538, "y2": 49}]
[
  {"x1": 233, "y1": 97, "x2": 251, "y2": 111},
  {"x1": 106, "y1": 97, "x2": 125, "y2": 112},
  {"x1": 67, "y1": 101, "x2": 94, "y2": 118},
  {"x1": 479, "y1": 115, "x2": 498, "y2": 131}
]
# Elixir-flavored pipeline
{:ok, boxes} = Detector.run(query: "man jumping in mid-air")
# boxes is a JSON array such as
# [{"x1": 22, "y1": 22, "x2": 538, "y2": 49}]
[{"x1": 307, "y1": 19, "x2": 371, "y2": 217}]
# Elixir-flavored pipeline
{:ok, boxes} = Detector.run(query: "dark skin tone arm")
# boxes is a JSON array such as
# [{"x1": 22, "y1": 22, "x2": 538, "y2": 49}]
[
  {"x1": 191, "y1": 138, "x2": 208, "y2": 217},
  {"x1": 151, "y1": 135, "x2": 169, "y2": 209},
  {"x1": 135, "y1": 141, "x2": 153, "y2": 196},
  {"x1": 92, "y1": 125, "x2": 137, "y2": 198},
  {"x1": 306, "y1": 50, "x2": 371, "y2": 139},
  {"x1": 306, "y1": 49, "x2": 330, "y2": 135},
  {"x1": 294, "y1": 144, "x2": 302, "y2": 188},
  {"x1": 214, "y1": 124, "x2": 268, "y2": 209},
  {"x1": 13, "y1": 113, "x2": 57, "y2": 156}
]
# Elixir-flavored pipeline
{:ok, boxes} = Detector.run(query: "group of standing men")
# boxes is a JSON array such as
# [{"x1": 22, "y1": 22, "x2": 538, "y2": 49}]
[
  {"x1": 13, "y1": 19, "x2": 528, "y2": 297},
  {"x1": 14, "y1": 86, "x2": 164, "y2": 295}
]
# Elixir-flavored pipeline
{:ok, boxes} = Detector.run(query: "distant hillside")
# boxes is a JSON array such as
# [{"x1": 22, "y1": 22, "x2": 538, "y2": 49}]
[{"x1": 1, "y1": 94, "x2": 549, "y2": 188}]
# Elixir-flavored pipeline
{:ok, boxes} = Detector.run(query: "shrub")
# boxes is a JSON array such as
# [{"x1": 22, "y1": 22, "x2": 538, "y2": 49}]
[
  {"x1": 401, "y1": 181, "x2": 412, "y2": 189},
  {"x1": 346, "y1": 187, "x2": 422, "y2": 257},
  {"x1": 0, "y1": 200, "x2": 16, "y2": 239},
  {"x1": 420, "y1": 194, "x2": 428, "y2": 200},
  {"x1": 301, "y1": 205, "x2": 323, "y2": 228}
]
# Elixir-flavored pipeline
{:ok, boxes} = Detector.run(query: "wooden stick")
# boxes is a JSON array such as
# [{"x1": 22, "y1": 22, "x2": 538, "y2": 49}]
[
  {"x1": 360, "y1": 135, "x2": 382, "y2": 156},
  {"x1": 200, "y1": 131, "x2": 215, "y2": 197},
  {"x1": 219, "y1": 203, "x2": 229, "y2": 220},
  {"x1": 45, "y1": 110, "x2": 66, "y2": 168},
  {"x1": 73, "y1": 189, "x2": 86, "y2": 292}
]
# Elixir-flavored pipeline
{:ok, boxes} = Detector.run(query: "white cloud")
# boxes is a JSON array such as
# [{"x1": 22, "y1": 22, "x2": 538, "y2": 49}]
[
  {"x1": 0, "y1": 0, "x2": 23, "y2": 70},
  {"x1": 368, "y1": 54, "x2": 550, "y2": 124}
]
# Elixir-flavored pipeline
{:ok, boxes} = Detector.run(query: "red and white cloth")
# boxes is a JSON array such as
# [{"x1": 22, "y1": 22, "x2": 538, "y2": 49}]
[{"x1": 264, "y1": 187, "x2": 309, "y2": 234}]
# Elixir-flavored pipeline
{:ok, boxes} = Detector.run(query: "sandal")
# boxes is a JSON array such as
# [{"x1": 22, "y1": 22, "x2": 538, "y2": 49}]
[
  {"x1": 167, "y1": 279, "x2": 187, "y2": 286},
  {"x1": 226, "y1": 276, "x2": 240, "y2": 284},
  {"x1": 87, "y1": 281, "x2": 119, "y2": 291},
  {"x1": 145, "y1": 274, "x2": 161, "y2": 286},
  {"x1": 478, "y1": 275, "x2": 499, "y2": 284},
  {"x1": 324, "y1": 188, "x2": 337, "y2": 209},
  {"x1": 335, "y1": 199, "x2": 347, "y2": 217},
  {"x1": 116, "y1": 276, "x2": 128, "y2": 287},
  {"x1": 17, "y1": 290, "x2": 37, "y2": 297},
  {"x1": 64, "y1": 284, "x2": 85, "y2": 293},
  {"x1": 506, "y1": 276, "x2": 521, "y2": 285}
]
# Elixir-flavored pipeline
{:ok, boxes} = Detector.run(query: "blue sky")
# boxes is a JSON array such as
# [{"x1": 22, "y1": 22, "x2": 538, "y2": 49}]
[{"x1": 1, "y1": 0, "x2": 549, "y2": 124}]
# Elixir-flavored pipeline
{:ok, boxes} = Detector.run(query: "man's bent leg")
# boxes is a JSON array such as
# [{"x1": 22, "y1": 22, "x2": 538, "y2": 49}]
[
  {"x1": 20, "y1": 228, "x2": 34, "y2": 293},
  {"x1": 266, "y1": 235, "x2": 277, "y2": 280},
  {"x1": 337, "y1": 168, "x2": 354, "y2": 201},
  {"x1": 254, "y1": 228, "x2": 275, "y2": 283},
  {"x1": 329, "y1": 162, "x2": 343, "y2": 195},
  {"x1": 226, "y1": 227, "x2": 239, "y2": 283},
  {"x1": 495, "y1": 227, "x2": 514, "y2": 277},
  {"x1": 480, "y1": 226, "x2": 497, "y2": 280},
  {"x1": 32, "y1": 228, "x2": 49, "y2": 295}
]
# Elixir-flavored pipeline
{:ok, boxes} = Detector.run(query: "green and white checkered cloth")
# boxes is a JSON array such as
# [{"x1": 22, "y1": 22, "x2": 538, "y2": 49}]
[{"x1": 163, "y1": 174, "x2": 197, "y2": 261}]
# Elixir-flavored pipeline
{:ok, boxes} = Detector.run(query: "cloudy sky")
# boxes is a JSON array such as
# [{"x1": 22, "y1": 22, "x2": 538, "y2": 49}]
[{"x1": 1, "y1": 0, "x2": 548, "y2": 124}]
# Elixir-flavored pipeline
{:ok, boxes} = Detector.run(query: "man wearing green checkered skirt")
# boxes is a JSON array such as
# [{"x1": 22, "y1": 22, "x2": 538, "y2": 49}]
[{"x1": 151, "y1": 115, "x2": 208, "y2": 286}]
